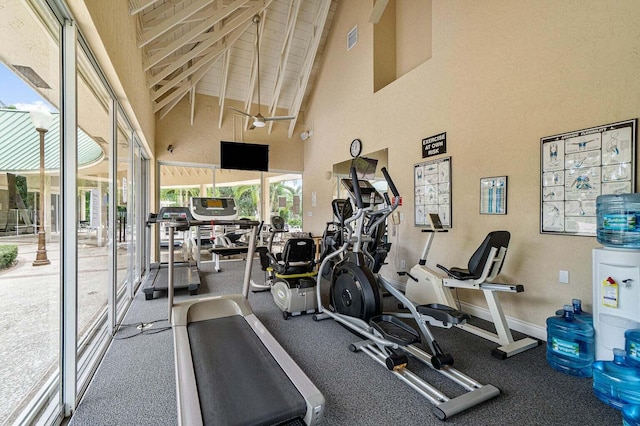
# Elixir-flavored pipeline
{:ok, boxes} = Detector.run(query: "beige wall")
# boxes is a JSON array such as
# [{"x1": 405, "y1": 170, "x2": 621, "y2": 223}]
[
  {"x1": 155, "y1": 95, "x2": 305, "y2": 172},
  {"x1": 302, "y1": 0, "x2": 640, "y2": 332}
]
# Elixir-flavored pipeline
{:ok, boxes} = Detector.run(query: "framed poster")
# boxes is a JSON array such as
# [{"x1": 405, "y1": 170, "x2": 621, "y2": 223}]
[
  {"x1": 540, "y1": 119, "x2": 637, "y2": 236},
  {"x1": 414, "y1": 156, "x2": 452, "y2": 228},
  {"x1": 480, "y1": 176, "x2": 507, "y2": 215}
]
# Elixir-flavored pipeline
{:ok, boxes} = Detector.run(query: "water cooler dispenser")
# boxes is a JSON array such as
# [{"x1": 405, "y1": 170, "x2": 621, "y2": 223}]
[
  {"x1": 593, "y1": 248, "x2": 640, "y2": 360},
  {"x1": 593, "y1": 194, "x2": 640, "y2": 360}
]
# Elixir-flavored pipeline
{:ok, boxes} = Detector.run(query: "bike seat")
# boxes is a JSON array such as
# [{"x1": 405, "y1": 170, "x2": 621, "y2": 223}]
[
  {"x1": 436, "y1": 265, "x2": 474, "y2": 280},
  {"x1": 436, "y1": 231, "x2": 510, "y2": 281}
]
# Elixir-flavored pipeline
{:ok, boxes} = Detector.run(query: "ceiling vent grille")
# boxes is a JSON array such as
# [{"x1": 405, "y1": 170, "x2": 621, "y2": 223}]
[{"x1": 347, "y1": 25, "x2": 358, "y2": 51}]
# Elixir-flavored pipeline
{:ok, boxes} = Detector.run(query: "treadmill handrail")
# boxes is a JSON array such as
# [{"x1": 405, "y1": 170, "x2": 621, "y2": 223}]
[{"x1": 167, "y1": 219, "x2": 260, "y2": 324}]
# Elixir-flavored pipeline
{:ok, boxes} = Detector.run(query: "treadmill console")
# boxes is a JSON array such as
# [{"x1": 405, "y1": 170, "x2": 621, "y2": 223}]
[
  {"x1": 341, "y1": 178, "x2": 384, "y2": 207},
  {"x1": 190, "y1": 197, "x2": 239, "y2": 221},
  {"x1": 157, "y1": 206, "x2": 193, "y2": 221}
]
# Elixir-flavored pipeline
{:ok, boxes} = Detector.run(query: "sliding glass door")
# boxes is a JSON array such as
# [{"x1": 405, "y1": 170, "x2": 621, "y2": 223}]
[
  {"x1": 0, "y1": 1, "x2": 62, "y2": 423},
  {"x1": 0, "y1": 1, "x2": 149, "y2": 423},
  {"x1": 75, "y1": 38, "x2": 113, "y2": 393}
]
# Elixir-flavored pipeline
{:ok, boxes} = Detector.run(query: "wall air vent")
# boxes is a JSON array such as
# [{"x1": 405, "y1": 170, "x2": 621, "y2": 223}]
[
  {"x1": 347, "y1": 25, "x2": 358, "y2": 51},
  {"x1": 12, "y1": 65, "x2": 51, "y2": 89}
]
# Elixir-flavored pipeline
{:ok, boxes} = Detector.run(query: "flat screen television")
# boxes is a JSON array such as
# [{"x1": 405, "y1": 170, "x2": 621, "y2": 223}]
[{"x1": 220, "y1": 141, "x2": 269, "y2": 172}]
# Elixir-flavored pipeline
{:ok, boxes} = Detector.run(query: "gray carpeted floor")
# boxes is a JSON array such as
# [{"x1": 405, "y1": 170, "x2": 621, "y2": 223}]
[{"x1": 70, "y1": 259, "x2": 619, "y2": 425}]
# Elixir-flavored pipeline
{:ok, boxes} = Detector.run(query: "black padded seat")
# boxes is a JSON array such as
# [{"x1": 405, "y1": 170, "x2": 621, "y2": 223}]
[
  {"x1": 268, "y1": 238, "x2": 316, "y2": 276},
  {"x1": 209, "y1": 246, "x2": 249, "y2": 257},
  {"x1": 188, "y1": 316, "x2": 306, "y2": 426},
  {"x1": 437, "y1": 231, "x2": 510, "y2": 280}
]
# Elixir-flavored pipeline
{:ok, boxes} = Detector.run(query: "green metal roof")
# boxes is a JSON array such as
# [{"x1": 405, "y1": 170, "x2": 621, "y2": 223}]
[{"x1": 0, "y1": 108, "x2": 104, "y2": 172}]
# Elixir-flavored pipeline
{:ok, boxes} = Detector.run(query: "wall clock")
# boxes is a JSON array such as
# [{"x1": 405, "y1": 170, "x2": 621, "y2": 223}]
[{"x1": 350, "y1": 138, "x2": 362, "y2": 157}]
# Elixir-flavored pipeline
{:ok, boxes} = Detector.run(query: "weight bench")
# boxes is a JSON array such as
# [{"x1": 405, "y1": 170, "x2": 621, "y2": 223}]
[{"x1": 208, "y1": 246, "x2": 250, "y2": 272}]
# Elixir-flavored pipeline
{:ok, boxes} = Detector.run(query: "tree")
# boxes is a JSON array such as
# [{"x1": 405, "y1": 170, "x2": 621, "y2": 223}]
[
  {"x1": 269, "y1": 180, "x2": 302, "y2": 225},
  {"x1": 216, "y1": 184, "x2": 260, "y2": 219}
]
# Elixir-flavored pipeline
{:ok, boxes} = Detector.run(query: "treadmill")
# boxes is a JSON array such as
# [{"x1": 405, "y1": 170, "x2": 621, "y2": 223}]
[
  {"x1": 190, "y1": 197, "x2": 252, "y2": 272},
  {"x1": 142, "y1": 207, "x2": 200, "y2": 300},
  {"x1": 166, "y1": 205, "x2": 325, "y2": 425}
]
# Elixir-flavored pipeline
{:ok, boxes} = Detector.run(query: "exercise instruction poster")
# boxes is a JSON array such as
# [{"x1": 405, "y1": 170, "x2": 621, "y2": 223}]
[
  {"x1": 414, "y1": 156, "x2": 452, "y2": 227},
  {"x1": 540, "y1": 119, "x2": 636, "y2": 236}
]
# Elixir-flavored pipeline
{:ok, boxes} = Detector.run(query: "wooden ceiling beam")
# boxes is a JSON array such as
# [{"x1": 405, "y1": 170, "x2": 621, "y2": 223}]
[
  {"x1": 138, "y1": 0, "x2": 213, "y2": 48},
  {"x1": 154, "y1": 19, "x2": 251, "y2": 116},
  {"x1": 152, "y1": 50, "x2": 219, "y2": 102},
  {"x1": 266, "y1": 0, "x2": 299, "y2": 132},
  {"x1": 129, "y1": 0, "x2": 163, "y2": 15},
  {"x1": 369, "y1": 0, "x2": 390, "y2": 24},
  {"x1": 141, "y1": 0, "x2": 184, "y2": 25},
  {"x1": 147, "y1": 6, "x2": 257, "y2": 88},
  {"x1": 287, "y1": 0, "x2": 332, "y2": 137},
  {"x1": 158, "y1": 90, "x2": 190, "y2": 119},
  {"x1": 144, "y1": 0, "x2": 250, "y2": 71},
  {"x1": 218, "y1": 49, "x2": 231, "y2": 129}
]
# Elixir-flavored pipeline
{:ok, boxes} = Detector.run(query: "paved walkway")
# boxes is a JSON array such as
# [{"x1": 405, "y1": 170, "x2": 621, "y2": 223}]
[{"x1": 0, "y1": 233, "x2": 114, "y2": 425}]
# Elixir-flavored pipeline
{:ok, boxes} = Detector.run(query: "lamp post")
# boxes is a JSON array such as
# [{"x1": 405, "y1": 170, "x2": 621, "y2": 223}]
[{"x1": 29, "y1": 108, "x2": 53, "y2": 266}]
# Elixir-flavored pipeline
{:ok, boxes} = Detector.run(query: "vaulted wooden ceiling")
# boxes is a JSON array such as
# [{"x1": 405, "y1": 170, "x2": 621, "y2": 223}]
[{"x1": 130, "y1": 0, "x2": 337, "y2": 137}]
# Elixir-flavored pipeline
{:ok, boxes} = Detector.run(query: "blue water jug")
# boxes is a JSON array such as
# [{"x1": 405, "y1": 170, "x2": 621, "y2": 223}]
[
  {"x1": 593, "y1": 348, "x2": 640, "y2": 409},
  {"x1": 554, "y1": 298, "x2": 593, "y2": 326},
  {"x1": 546, "y1": 305, "x2": 595, "y2": 377},
  {"x1": 623, "y1": 403, "x2": 640, "y2": 426},
  {"x1": 626, "y1": 330, "x2": 640, "y2": 368},
  {"x1": 597, "y1": 193, "x2": 640, "y2": 248}
]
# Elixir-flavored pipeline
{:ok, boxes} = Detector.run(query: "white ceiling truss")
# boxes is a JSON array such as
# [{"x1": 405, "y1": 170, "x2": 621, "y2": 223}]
[{"x1": 130, "y1": 0, "x2": 337, "y2": 138}]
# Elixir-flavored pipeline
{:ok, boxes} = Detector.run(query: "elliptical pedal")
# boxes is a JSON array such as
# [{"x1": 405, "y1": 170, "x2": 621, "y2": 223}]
[
  {"x1": 416, "y1": 303, "x2": 469, "y2": 325},
  {"x1": 369, "y1": 315, "x2": 420, "y2": 346}
]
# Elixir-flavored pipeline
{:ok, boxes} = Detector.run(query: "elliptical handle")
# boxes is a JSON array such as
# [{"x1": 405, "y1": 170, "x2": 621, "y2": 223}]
[
  {"x1": 350, "y1": 167, "x2": 364, "y2": 209},
  {"x1": 381, "y1": 167, "x2": 399, "y2": 197}
]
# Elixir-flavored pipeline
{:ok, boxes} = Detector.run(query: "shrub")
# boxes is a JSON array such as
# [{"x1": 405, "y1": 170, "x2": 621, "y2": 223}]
[{"x1": 0, "y1": 245, "x2": 18, "y2": 269}]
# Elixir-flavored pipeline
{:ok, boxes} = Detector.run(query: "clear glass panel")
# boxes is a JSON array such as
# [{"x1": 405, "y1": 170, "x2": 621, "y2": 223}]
[
  {"x1": 0, "y1": 2, "x2": 62, "y2": 423},
  {"x1": 129, "y1": 143, "x2": 138, "y2": 291},
  {"x1": 159, "y1": 165, "x2": 213, "y2": 207},
  {"x1": 138, "y1": 152, "x2": 150, "y2": 277},
  {"x1": 115, "y1": 112, "x2": 132, "y2": 318},
  {"x1": 265, "y1": 173, "x2": 303, "y2": 230},
  {"x1": 76, "y1": 44, "x2": 111, "y2": 369},
  {"x1": 133, "y1": 143, "x2": 144, "y2": 288},
  {"x1": 158, "y1": 164, "x2": 214, "y2": 262},
  {"x1": 214, "y1": 169, "x2": 262, "y2": 220}
]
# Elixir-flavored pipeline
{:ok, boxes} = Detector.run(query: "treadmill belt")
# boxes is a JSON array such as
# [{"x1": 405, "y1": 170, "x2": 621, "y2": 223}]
[
  {"x1": 154, "y1": 263, "x2": 199, "y2": 291},
  {"x1": 188, "y1": 316, "x2": 307, "y2": 426}
]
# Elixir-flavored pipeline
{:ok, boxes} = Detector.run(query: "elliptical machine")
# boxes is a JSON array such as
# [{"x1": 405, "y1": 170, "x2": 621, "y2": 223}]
[{"x1": 313, "y1": 167, "x2": 500, "y2": 420}]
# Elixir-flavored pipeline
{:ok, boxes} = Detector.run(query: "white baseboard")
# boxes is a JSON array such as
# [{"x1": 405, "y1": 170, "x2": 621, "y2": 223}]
[{"x1": 459, "y1": 301, "x2": 547, "y2": 341}]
